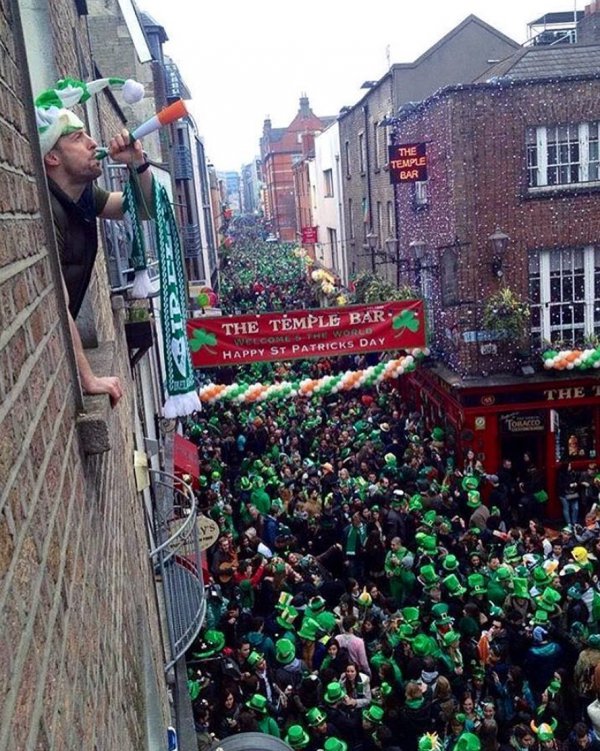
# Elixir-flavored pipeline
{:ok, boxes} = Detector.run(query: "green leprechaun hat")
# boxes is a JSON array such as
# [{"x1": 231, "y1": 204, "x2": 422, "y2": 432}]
[
  {"x1": 512, "y1": 577, "x2": 530, "y2": 600},
  {"x1": 461, "y1": 475, "x2": 480, "y2": 491},
  {"x1": 306, "y1": 706, "x2": 327, "y2": 727},
  {"x1": 402, "y1": 606, "x2": 420, "y2": 625},
  {"x1": 443, "y1": 630, "x2": 461, "y2": 648},
  {"x1": 245, "y1": 693, "x2": 268, "y2": 714},
  {"x1": 275, "y1": 637, "x2": 296, "y2": 664},
  {"x1": 419, "y1": 564, "x2": 440, "y2": 588},
  {"x1": 298, "y1": 617, "x2": 321, "y2": 641},
  {"x1": 416, "y1": 533, "x2": 438, "y2": 555},
  {"x1": 324, "y1": 739, "x2": 348, "y2": 751},
  {"x1": 466, "y1": 490, "x2": 481, "y2": 508},
  {"x1": 362, "y1": 704, "x2": 385, "y2": 725},
  {"x1": 503, "y1": 544, "x2": 521, "y2": 564},
  {"x1": 453, "y1": 732, "x2": 481, "y2": 751},
  {"x1": 411, "y1": 633, "x2": 438, "y2": 657},
  {"x1": 192, "y1": 629, "x2": 225, "y2": 659},
  {"x1": 442, "y1": 554, "x2": 460, "y2": 572},
  {"x1": 323, "y1": 681, "x2": 347, "y2": 704},
  {"x1": 443, "y1": 573, "x2": 467, "y2": 598},
  {"x1": 247, "y1": 651, "x2": 265, "y2": 669},
  {"x1": 531, "y1": 609, "x2": 551, "y2": 627},
  {"x1": 285, "y1": 725, "x2": 311, "y2": 750},
  {"x1": 536, "y1": 586, "x2": 562, "y2": 613},
  {"x1": 276, "y1": 591, "x2": 294, "y2": 611},
  {"x1": 468, "y1": 573, "x2": 487, "y2": 596}
]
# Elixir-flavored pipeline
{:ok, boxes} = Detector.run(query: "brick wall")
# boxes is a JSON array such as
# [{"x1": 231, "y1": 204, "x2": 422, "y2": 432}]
[
  {"x1": 0, "y1": 0, "x2": 169, "y2": 748},
  {"x1": 395, "y1": 78, "x2": 600, "y2": 376}
]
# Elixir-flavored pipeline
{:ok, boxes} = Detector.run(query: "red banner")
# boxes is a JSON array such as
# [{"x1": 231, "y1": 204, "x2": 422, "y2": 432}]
[{"x1": 187, "y1": 301, "x2": 425, "y2": 367}]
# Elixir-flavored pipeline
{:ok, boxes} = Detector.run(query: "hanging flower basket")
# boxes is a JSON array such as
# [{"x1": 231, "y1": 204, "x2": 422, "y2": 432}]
[{"x1": 482, "y1": 287, "x2": 530, "y2": 340}]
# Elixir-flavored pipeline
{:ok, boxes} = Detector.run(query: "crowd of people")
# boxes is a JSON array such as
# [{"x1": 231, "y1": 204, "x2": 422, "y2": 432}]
[{"x1": 184, "y1": 231, "x2": 600, "y2": 751}]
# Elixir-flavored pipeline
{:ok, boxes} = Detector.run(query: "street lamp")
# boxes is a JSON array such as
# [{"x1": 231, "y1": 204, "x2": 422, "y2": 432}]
[
  {"x1": 488, "y1": 227, "x2": 510, "y2": 278},
  {"x1": 409, "y1": 239, "x2": 426, "y2": 262}
]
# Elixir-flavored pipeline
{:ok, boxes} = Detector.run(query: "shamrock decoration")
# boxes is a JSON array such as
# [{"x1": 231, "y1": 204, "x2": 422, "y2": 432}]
[
  {"x1": 392, "y1": 310, "x2": 420, "y2": 336},
  {"x1": 189, "y1": 328, "x2": 217, "y2": 355}
]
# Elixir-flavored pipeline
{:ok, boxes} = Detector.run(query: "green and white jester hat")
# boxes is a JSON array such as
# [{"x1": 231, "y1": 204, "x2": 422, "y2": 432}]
[{"x1": 35, "y1": 77, "x2": 145, "y2": 155}]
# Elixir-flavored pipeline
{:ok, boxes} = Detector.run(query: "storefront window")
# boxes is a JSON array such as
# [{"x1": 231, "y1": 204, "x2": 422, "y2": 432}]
[{"x1": 557, "y1": 407, "x2": 597, "y2": 459}]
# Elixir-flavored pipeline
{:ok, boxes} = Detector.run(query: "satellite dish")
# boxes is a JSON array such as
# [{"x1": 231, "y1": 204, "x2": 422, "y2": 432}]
[{"x1": 207, "y1": 733, "x2": 292, "y2": 751}]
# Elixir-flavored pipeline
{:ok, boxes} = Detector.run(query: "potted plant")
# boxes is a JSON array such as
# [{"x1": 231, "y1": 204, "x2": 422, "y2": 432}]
[{"x1": 482, "y1": 286, "x2": 530, "y2": 341}]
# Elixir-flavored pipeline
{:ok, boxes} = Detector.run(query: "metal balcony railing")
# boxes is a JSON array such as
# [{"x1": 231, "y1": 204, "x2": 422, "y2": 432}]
[
  {"x1": 182, "y1": 224, "x2": 202, "y2": 258},
  {"x1": 164, "y1": 62, "x2": 184, "y2": 99},
  {"x1": 148, "y1": 470, "x2": 206, "y2": 672},
  {"x1": 174, "y1": 145, "x2": 193, "y2": 180}
]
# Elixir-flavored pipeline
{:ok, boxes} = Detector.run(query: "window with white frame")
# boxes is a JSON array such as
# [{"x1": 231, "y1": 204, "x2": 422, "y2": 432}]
[
  {"x1": 358, "y1": 132, "x2": 366, "y2": 173},
  {"x1": 324, "y1": 169, "x2": 334, "y2": 197},
  {"x1": 386, "y1": 201, "x2": 394, "y2": 237},
  {"x1": 526, "y1": 122, "x2": 600, "y2": 188},
  {"x1": 528, "y1": 246, "x2": 600, "y2": 346},
  {"x1": 376, "y1": 201, "x2": 383, "y2": 243}
]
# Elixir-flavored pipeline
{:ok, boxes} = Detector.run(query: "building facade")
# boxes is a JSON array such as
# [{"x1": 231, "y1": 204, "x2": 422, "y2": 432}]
[
  {"x1": 260, "y1": 95, "x2": 335, "y2": 242},
  {"x1": 338, "y1": 15, "x2": 520, "y2": 283},
  {"x1": 391, "y1": 43, "x2": 600, "y2": 515}
]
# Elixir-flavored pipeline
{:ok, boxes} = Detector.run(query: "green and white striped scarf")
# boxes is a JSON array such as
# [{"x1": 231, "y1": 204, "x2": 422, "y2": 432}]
[{"x1": 153, "y1": 180, "x2": 201, "y2": 417}]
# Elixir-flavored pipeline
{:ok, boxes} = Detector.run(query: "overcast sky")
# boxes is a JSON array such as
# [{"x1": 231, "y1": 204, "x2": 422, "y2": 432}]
[{"x1": 138, "y1": 0, "x2": 582, "y2": 172}]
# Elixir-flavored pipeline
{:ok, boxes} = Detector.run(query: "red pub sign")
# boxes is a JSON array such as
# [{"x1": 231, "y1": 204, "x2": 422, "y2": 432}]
[
  {"x1": 188, "y1": 301, "x2": 426, "y2": 367},
  {"x1": 388, "y1": 142, "x2": 427, "y2": 183},
  {"x1": 301, "y1": 226, "x2": 318, "y2": 244}
]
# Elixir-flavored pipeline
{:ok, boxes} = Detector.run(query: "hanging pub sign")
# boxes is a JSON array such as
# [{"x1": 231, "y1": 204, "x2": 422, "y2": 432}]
[
  {"x1": 301, "y1": 226, "x2": 318, "y2": 244},
  {"x1": 388, "y1": 143, "x2": 427, "y2": 184},
  {"x1": 187, "y1": 300, "x2": 426, "y2": 367}
]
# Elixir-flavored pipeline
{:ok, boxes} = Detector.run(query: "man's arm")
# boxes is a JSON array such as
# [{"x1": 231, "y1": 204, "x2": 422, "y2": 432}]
[
  {"x1": 63, "y1": 279, "x2": 123, "y2": 406},
  {"x1": 100, "y1": 130, "x2": 153, "y2": 220}
]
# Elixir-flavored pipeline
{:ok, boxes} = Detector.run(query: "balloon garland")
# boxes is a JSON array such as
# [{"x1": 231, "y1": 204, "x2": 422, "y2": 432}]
[
  {"x1": 198, "y1": 351, "x2": 429, "y2": 404},
  {"x1": 542, "y1": 348, "x2": 600, "y2": 370}
]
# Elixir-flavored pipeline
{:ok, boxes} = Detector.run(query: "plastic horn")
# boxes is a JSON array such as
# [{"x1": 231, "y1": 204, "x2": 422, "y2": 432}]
[{"x1": 95, "y1": 99, "x2": 189, "y2": 159}]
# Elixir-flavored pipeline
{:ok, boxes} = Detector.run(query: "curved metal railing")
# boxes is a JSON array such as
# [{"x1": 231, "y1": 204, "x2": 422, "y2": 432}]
[{"x1": 148, "y1": 469, "x2": 206, "y2": 671}]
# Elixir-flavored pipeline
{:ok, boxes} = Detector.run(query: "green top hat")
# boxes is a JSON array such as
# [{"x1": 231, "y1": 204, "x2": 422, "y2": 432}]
[
  {"x1": 531, "y1": 609, "x2": 550, "y2": 626},
  {"x1": 466, "y1": 490, "x2": 481, "y2": 508},
  {"x1": 431, "y1": 602, "x2": 449, "y2": 618},
  {"x1": 411, "y1": 633, "x2": 437, "y2": 657},
  {"x1": 442, "y1": 554, "x2": 459, "y2": 572},
  {"x1": 402, "y1": 606, "x2": 420, "y2": 624},
  {"x1": 240, "y1": 476, "x2": 252, "y2": 490},
  {"x1": 409, "y1": 496, "x2": 424, "y2": 512},
  {"x1": 496, "y1": 566, "x2": 512, "y2": 582},
  {"x1": 247, "y1": 650, "x2": 265, "y2": 669},
  {"x1": 536, "y1": 586, "x2": 562, "y2": 612},
  {"x1": 323, "y1": 681, "x2": 347, "y2": 704},
  {"x1": 468, "y1": 573, "x2": 487, "y2": 595},
  {"x1": 306, "y1": 706, "x2": 327, "y2": 727},
  {"x1": 316, "y1": 610, "x2": 337, "y2": 633},
  {"x1": 285, "y1": 725, "x2": 311, "y2": 749},
  {"x1": 421, "y1": 509, "x2": 437, "y2": 528},
  {"x1": 443, "y1": 630, "x2": 461, "y2": 647},
  {"x1": 384, "y1": 453, "x2": 397, "y2": 466},
  {"x1": 433, "y1": 612, "x2": 454, "y2": 628},
  {"x1": 416, "y1": 533, "x2": 437, "y2": 554},
  {"x1": 461, "y1": 475, "x2": 480, "y2": 491},
  {"x1": 275, "y1": 637, "x2": 296, "y2": 664},
  {"x1": 512, "y1": 577, "x2": 530, "y2": 600},
  {"x1": 419, "y1": 564, "x2": 440, "y2": 586},
  {"x1": 245, "y1": 693, "x2": 268, "y2": 714},
  {"x1": 298, "y1": 617, "x2": 321, "y2": 641},
  {"x1": 503, "y1": 545, "x2": 521, "y2": 564},
  {"x1": 532, "y1": 566, "x2": 552, "y2": 586},
  {"x1": 453, "y1": 732, "x2": 481, "y2": 751},
  {"x1": 432, "y1": 427, "x2": 445, "y2": 442},
  {"x1": 194, "y1": 629, "x2": 225, "y2": 658},
  {"x1": 308, "y1": 595, "x2": 326, "y2": 613},
  {"x1": 362, "y1": 704, "x2": 385, "y2": 725},
  {"x1": 324, "y1": 739, "x2": 348, "y2": 751},
  {"x1": 443, "y1": 573, "x2": 467, "y2": 597}
]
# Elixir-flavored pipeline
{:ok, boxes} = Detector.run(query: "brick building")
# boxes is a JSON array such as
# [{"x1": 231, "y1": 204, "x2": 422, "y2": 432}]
[
  {"x1": 260, "y1": 94, "x2": 335, "y2": 242},
  {"x1": 1, "y1": 0, "x2": 207, "y2": 748},
  {"x1": 338, "y1": 15, "x2": 519, "y2": 281},
  {"x1": 389, "y1": 43, "x2": 600, "y2": 514}
]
